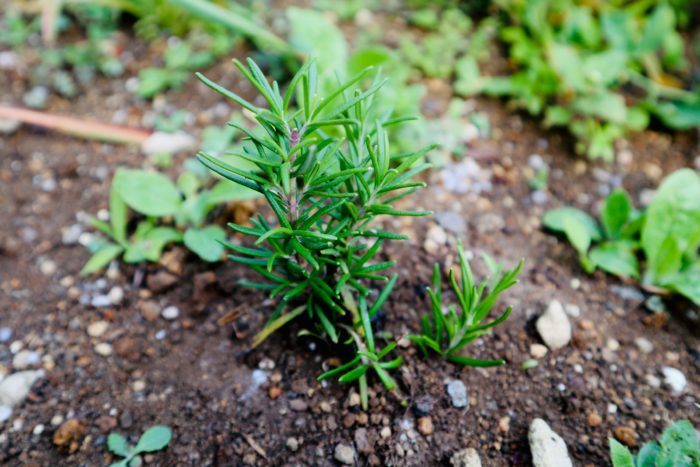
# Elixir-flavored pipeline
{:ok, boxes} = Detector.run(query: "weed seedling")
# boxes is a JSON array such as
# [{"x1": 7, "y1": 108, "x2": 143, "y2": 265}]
[
  {"x1": 108, "y1": 425, "x2": 172, "y2": 467},
  {"x1": 610, "y1": 419, "x2": 699, "y2": 467},
  {"x1": 409, "y1": 241, "x2": 522, "y2": 366}
]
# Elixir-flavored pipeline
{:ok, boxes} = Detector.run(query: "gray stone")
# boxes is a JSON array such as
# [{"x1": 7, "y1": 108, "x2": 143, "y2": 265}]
[
  {"x1": 0, "y1": 370, "x2": 45, "y2": 407},
  {"x1": 610, "y1": 285, "x2": 645, "y2": 302},
  {"x1": 536, "y1": 300, "x2": 572, "y2": 350},
  {"x1": 634, "y1": 337, "x2": 654, "y2": 354},
  {"x1": 528, "y1": 418, "x2": 572, "y2": 467},
  {"x1": 450, "y1": 448, "x2": 482, "y2": 467},
  {"x1": 445, "y1": 379, "x2": 468, "y2": 408},
  {"x1": 435, "y1": 212, "x2": 467, "y2": 235}
]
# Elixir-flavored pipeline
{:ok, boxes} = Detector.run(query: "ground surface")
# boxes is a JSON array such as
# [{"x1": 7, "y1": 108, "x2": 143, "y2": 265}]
[{"x1": 1, "y1": 22, "x2": 700, "y2": 467}]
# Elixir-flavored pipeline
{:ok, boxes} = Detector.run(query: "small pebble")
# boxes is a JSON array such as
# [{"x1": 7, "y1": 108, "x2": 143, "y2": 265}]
[
  {"x1": 108, "y1": 287, "x2": 124, "y2": 306},
  {"x1": 530, "y1": 344, "x2": 548, "y2": 359},
  {"x1": 286, "y1": 437, "x2": 299, "y2": 451},
  {"x1": 161, "y1": 306, "x2": 179, "y2": 320},
  {"x1": 417, "y1": 416, "x2": 433, "y2": 436},
  {"x1": 634, "y1": 337, "x2": 654, "y2": 354},
  {"x1": 32, "y1": 424, "x2": 44, "y2": 435},
  {"x1": 445, "y1": 379, "x2": 468, "y2": 408},
  {"x1": 587, "y1": 412, "x2": 602, "y2": 427},
  {"x1": 12, "y1": 351, "x2": 41, "y2": 369},
  {"x1": 0, "y1": 328, "x2": 12, "y2": 343},
  {"x1": 87, "y1": 321, "x2": 109, "y2": 338},
  {"x1": 94, "y1": 343, "x2": 113, "y2": 357},
  {"x1": 0, "y1": 406, "x2": 11, "y2": 422},
  {"x1": 334, "y1": 443, "x2": 355, "y2": 465}
]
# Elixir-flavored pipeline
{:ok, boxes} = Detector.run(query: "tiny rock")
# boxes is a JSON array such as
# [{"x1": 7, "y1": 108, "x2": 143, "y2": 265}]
[
  {"x1": 12, "y1": 350, "x2": 41, "y2": 370},
  {"x1": 334, "y1": 443, "x2": 355, "y2": 465},
  {"x1": 587, "y1": 412, "x2": 602, "y2": 428},
  {"x1": 424, "y1": 224, "x2": 447, "y2": 255},
  {"x1": 94, "y1": 343, "x2": 113, "y2": 357},
  {"x1": 634, "y1": 337, "x2": 654, "y2": 354},
  {"x1": 146, "y1": 270, "x2": 179, "y2": 293},
  {"x1": 530, "y1": 343, "x2": 548, "y2": 359},
  {"x1": 139, "y1": 300, "x2": 161, "y2": 322},
  {"x1": 417, "y1": 416, "x2": 434, "y2": 436},
  {"x1": 536, "y1": 300, "x2": 572, "y2": 350},
  {"x1": 528, "y1": 418, "x2": 573, "y2": 467},
  {"x1": 161, "y1": 306, "x2": 180, "y2": 320},
  {"x1": 661, "y1": 366, "x2": 687, "y2": 394},
  {"x1": 289, "y1": 398, "x2": 308, "y2": 412},
  {"x1": 354, "y1": 428, "x2": 372, "y2": 454},
  {"x1": 445, "y1": 379, "x2": 468, "y2": 408},
  {"x1": 286, "y1": 437, "x2": 299, "y2": 452},
  {"x1": 87, "y1": 320, "x2": 109, "y2": 338},
  {"x1": 498, "y1": 416, "x2": 511, "y2": 433},
  {"x1": 53, "y1": 419, "x2": 84, "y2": 446},
  {"x1": 450, "y1": 448, "x2": 482, "y2": 467},
  {"x1": 614, "y1": 426, "x2": 638, "y2": 447}
]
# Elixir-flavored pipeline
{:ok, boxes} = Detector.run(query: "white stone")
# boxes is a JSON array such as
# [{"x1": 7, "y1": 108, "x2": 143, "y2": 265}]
[
  {"x1": 87, "y1": 321, "x2": 109, "y2": 338},
  {"x1": 536, "y1": 300, "x2": 572, "y2": 350},
  {"x1": 450, "y1": 447, "x2": 482, "y2": 467},
  {"x1": 12, "y1": 351, "x2": 41, "y2": 370},
  {"x1": 108, "y1": 286, "x2": 124, "y2": 305},
  {"x1": 32, "y1": 424, "x2": 44, "y2": 435},
  {"x1": 161, "y1": 306, "x2": 179, "y2": 320},
  {"x1": 445, "y1": 379, "x2": 468, "y2": 408},
  {"x1": 661, "y1": 367, "x2": 687, "y2": 394},
  {"x1": 334, "y1": 443, "x2": 355, "y2": 465},
  {"x1": 141, "y1": 131, "x2": 195, "y2": 155},
  {"x1": 528, "y1": 418, "x2": 572, "y2": 467},
  {"x1": 634, "y1": 337, "x2": 654, "y2": 354},
  {"x1": 0, "y1": 370, "x2": 45, "y2": 407},
  {"x1": 94, "y1": 343, "x2": 113, "y2": 357},
  {"x1": 132, "y1": 380, "x2": 146, "y2": 392}
]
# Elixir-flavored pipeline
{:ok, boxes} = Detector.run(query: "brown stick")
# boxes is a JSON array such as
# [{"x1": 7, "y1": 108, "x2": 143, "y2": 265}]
[{"x1": 0, "y1": 105, "x2": 152, "y2": 144}]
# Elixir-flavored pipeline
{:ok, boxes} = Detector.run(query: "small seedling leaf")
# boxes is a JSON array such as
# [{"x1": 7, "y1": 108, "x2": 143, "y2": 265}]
[
  {"x1": 609, "y1": 438, "x2": 635, "y2": 467},
  {"x1": 134, "y1": 425, "x2": 172, "y2": 454},
  {"x1": 107, "y1": 433, "x2": 131, "y2": 457},
  {"x1": 184, "y1": 226, "x2": 226, "y2": 262}
]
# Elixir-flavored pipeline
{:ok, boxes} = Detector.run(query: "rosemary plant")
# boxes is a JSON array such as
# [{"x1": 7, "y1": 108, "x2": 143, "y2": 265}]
[
  {"x1": 196, "y1": 58, "x2": 434, "y2": 408},
  {"x1": 410, "y1": 241, "x2": 523, "y2": 366}
]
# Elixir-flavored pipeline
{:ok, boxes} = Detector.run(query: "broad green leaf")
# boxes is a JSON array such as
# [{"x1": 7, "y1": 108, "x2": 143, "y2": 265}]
[
  {"x1": 637, "y1": 441, "x2": 661, "y2": 467},
  {"x1": 583, "y1": 50, "x2": 627, "y2": 86},
  {"x1": 177, "y1": 171, "x2": 200, "y2": 198},
  {"x1": 134, "y1": 426, "x2": 172, "y2": 454},
  {"x1": 113, "y1": 169, "x2": 183, "y2": 217},
  {"x1": 645, "y1": 235, "x2": 682, "y2": 286},
  {"x1": 563, "y1": 215, "x2": 592, "y2": 255},
  {"x1": 543, "y1": 207, "x2": 602, "y2": 242},
  {"x1": 657, "y1": 420, "x2": 700, "y2": 467},
  {"x1": 573, "y1": 92, "x2": 627, "y2": 124},
  {"x1": 547, "y1": 43, "x2": 585, "y2": 91},
  {"x1": 609, "y1": 438, "x2": 635, "y2": 467},
  {"x1": 647, "y1": 100, "x2": 700, "y2": 130},
  {"x1": 124, "y1": 227, "x2": 182, "y2": 263},
  {"x1": 668, "y1": 262, "x2": 700, "y2": 306},
  {"x1": 107, "y1": 433, "x2": 131, "y2": 457},
  {"x1": 641, "y1": 169, "x2": 700, "y2": 272},
  {"x1": 80, "y1": 244, "x2": 124, "y2": 276},
  {"x1": 638, "y1": 5, "x2": 675, "y2": 54},
  {"x1": 183, "y1": 226, "x2": 226, "y2": 262},
  {"x1": 348, "y1": 46, "x2": 392, "y2": 76},
  {"x1": 589, "y1": 241, "x2": 639, "y2": 279},
  {"x1": 601, "y1": 189, "x2": 632, "y2": 239},
  {"x1": 110, "y1": 188, "x2": 128, "y2": 245},
  {"x1": 287, "y1": 7, "x2": 348, "y2": 98}
]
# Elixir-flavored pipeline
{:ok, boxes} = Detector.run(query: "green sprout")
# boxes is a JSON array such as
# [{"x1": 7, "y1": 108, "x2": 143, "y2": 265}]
[
  {"x1": 108, "y1": 425, "x2": 172, "y2": 467},
  {"x1": 410, "y1": 241, "x2": 522, "y2": 366}
]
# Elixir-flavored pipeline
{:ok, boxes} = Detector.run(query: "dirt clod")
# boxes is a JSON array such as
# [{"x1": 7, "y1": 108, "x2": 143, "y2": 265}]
[{"x1": 53, "y1": 419, "x2": 83, "y2": 446}]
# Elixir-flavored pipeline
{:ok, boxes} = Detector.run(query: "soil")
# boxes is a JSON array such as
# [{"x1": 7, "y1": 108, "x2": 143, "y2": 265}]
[{"x1": 1, "y1": 12, "x2": 700, "y2": 467}]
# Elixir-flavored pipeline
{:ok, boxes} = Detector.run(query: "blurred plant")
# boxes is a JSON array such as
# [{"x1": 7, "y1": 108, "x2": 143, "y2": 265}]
[
  {"x1": 409, "y1": 241, "x2": 522, "y2": 366},
  {"x1": 195, "y1": 58, "x2": 434, "y2": 408},
  {"x1": 610, "y1": 419, "x2": 699, "y2": 467},
  {"x1": 136, "y1": 33, "x2": 235, "y2": 98},
  {"x1": 81, "y1": 166, "x2": 259, "y2": 275},
  {"x1": 108, "y1": 425, "x2": 172, "y2": 467},
  {"x1": 543, "y1": 169, "x2": 700, "y2": 305},
  {"x1": 465, "y1": 0, "x2": 700, "y2": 160}
]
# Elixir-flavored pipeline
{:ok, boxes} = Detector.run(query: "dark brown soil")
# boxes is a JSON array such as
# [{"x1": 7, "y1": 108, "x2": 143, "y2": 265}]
[{"x1": 1, "y1": 14, "x2": 699, "y2": 467}]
